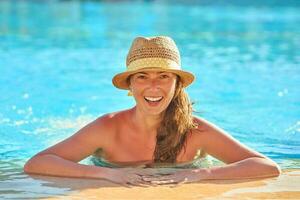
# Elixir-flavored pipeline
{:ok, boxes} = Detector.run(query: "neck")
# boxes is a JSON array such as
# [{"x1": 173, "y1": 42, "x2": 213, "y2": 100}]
[{"x1": 131, "y1": 107, "x2": 163, "y2": 135}]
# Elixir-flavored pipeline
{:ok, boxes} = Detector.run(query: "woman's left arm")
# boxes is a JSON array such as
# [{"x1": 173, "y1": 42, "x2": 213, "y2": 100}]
[
  {"x1": 142, "y1": 117, "x2": 281, "y2": 184},
  {"x1": 142, "y1": 157, "x2": 281, "y2": 185},
  {"x1": 192, "y1": 117, "x2": 281, "y2": 180},
  {"x1": 196, "y1": 156, "x2": 281, "y2": 180}
]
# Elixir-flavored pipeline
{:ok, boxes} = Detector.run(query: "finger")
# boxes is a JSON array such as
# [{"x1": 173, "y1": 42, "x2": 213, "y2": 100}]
[
  {"x1": 169, "y1": 178, "x2": 188, "y2": 188},
  {"x1": 135, "y1": 182, "x2": 151, "y2": 187},
  {"x1": 136, "y1": 178, "x2": 159, "y2": 187},
  {"x1": 122, "y1": 182, "x2": 133, "y2": 188},
  {"x1": 125, "y1": 175, "x2": 143, "y2": 184},
  {"x1": 158, "y1": 175, "x2": 175, "y2": 180},
  {"x1": 132, "y1": 178, "x2": 152, "y2": 186},
  {"x1": 135, "y1": 175, "x2": 152, "y2": 184},
  {"x1": 128, "y1": 180, "x2": 151, "y2": 187},
  {"x1": 150, "y1": 181, "x2": 175, "y2": 185},
  {"x1": 141, "y1": 176, "x2": 157, "y2": 181},
  {"x1": 128, "y1": 180, "x2": 148, "y2": 188},
  {"x1": 150, "y1": 179, "x2": 176, "y2": 185},
  {"x1": 126, "y1": 175, "x2": 152, "y2": 187},
  {"x1": 142, "y1": 177, "x2": 163, "y2": 182},
  {"x1": 142, "y1": 175, "x2": 174, "y2": 181},
  {"x1": 145, "y1": 180, "x2": 159, "y2": 186}
]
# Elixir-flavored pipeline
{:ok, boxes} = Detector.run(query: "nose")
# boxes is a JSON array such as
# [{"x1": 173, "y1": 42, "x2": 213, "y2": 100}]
[{"x1": 148, "y1": 78, "x2": 160, "y2": 92}]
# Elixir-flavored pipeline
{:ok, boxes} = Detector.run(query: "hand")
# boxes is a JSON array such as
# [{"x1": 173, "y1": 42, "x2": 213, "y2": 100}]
[
  {"x1": 141, "y1": 169, "x2": 207, "y2": 186},
  {"x1": 102, "y1": 167, "x2": 174, "y2": 187},
  {"x1": 132, "y1": 167, "x2": 181, "y2": 176}
]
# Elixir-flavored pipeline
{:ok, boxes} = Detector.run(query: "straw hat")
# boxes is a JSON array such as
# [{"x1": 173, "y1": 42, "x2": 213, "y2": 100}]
[{"x1": 112, "y1": 36, "x2": 195, "y2": 90}]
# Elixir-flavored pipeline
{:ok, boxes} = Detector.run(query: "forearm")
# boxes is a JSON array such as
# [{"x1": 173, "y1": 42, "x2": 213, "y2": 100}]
[
  {"x1": 200, "y1": 157, "x2": 281, "y2": 180},
  {"x1": 24, "y1": 154, "x2": 109, "y2": 179}
]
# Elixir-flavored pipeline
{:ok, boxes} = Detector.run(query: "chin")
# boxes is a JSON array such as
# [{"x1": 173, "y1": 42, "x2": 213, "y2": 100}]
[
  {"x1": 140, "y1": 104, "x2": 169, "y2": 116},
  {"x1": 143, "y1": 108, "x2": 165, "y2": 116}
]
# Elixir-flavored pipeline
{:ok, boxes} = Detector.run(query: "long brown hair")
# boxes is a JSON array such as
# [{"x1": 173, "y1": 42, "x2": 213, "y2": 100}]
[{"x1": 153, "y1": 80, "x2": 197, "y2": 163}]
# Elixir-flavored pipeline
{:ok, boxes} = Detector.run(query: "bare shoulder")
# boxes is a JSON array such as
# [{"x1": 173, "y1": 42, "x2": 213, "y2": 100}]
[
  {"x1": 181, "y1": 116, "x2": 221, "y2": 159},
  {"x1": 96, "y1": 109, "x2": 130, "y2": 127},
  {"x1": 191, "y1": 115, "x2": 266, "y2": 164},
  {"x1": 93, "y1": 110, "x2": 128, "y2": 139},
  {"x1": 190, "y1": 116, "x2": 221, "y2": 139},
  {"x1": 185, "y1": 116, "x2": 216, "y2": 148},
  {"x1": 94, "y1": 109, "x2": 131, "y2": 136},
  {"x1": 193, "y1": 116, "x2": 218, "y2": 132},
  {"x1": 30, "y1": 110, "x2": 129, "y2": 162},
  {"x1": 191, "y1": 115, "x2": 240, "y2": 144},
  {"x1": 94, "y1": 112, "x2": 118, "y2": 131}
]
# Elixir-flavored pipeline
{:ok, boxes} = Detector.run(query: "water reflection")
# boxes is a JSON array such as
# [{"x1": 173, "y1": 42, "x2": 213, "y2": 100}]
[
  {"x1": 0, "y1": 0, "x2": 299, "y2": 199},
  {"x1": 0, "y1": 167, "x2": 120, "y2": 199}
]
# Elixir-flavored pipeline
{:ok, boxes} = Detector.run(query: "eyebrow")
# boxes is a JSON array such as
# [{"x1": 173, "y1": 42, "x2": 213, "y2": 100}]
[{"x1": 135, "y1": 71, "x2": 167, "y2": 75}]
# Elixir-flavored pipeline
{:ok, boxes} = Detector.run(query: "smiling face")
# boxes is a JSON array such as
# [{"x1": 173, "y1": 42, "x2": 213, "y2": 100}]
[{"x1": 129, "y1": 70, "x2": 178, "y2": 116}]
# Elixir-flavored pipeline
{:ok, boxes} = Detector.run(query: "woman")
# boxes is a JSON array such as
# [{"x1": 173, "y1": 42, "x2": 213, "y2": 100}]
[{"x1": 24, "y1": 36, "x2": 281, "y2": 187}]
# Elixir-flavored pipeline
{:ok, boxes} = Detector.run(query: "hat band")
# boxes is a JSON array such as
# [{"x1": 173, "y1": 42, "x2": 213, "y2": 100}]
[{"x1": 127, "y1": 58, "x2": 180, "y2": 72}]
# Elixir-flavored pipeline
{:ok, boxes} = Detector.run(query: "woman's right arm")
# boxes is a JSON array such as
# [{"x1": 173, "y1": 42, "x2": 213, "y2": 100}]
[
  {"x1": 24, "y1": 115, "x2": 115, "y2": 179},
  {"x1": 24, "y1": 114, "x2": 155, "y2": 186}
]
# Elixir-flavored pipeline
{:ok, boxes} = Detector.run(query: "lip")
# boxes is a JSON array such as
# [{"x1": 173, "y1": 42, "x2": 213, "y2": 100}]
[
  {"x1": 144, "y1": 96, "x2": 164, "y2": 107},
  {"x1": 144, "y1": 96, "x2": 163, "y2": 102}
]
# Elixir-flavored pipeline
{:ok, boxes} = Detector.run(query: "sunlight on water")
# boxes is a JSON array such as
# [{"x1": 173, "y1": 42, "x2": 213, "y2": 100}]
[{"x1": 0, "y1": 0, "x2": 299, "y2": 199}]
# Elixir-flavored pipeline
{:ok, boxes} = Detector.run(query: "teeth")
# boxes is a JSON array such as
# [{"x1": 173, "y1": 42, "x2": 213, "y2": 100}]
[{"x1": 144, "y1": 96, "x2": 163, "y2": 102}]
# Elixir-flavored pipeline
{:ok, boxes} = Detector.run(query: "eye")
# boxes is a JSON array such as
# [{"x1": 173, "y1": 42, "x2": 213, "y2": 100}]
[
  {"x1": 160, "y1": 74, "x2": 170, "y2": 79},
  {"x1": 137, "y1": 75, "x2": 147, "y2": 79},
  {"x1": 134, "y1": 74, "x2": 147, "y2": 80}
]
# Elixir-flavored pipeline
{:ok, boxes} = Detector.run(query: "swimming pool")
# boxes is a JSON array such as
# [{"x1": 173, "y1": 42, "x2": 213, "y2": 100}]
[{"x1": 0, "y1": 0, "x2": 299, "y2": 199}]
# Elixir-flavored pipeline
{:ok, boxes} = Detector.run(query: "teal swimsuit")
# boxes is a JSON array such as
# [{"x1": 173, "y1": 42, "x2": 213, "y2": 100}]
[{"x1": 90, "y1": 155, "x2": 212, "y2": 169}]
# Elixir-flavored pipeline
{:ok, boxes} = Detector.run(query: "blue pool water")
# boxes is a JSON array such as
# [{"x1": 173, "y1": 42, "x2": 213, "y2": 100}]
[{"x1": 0, "y1": 0, "x2": 299, "y2": 198}]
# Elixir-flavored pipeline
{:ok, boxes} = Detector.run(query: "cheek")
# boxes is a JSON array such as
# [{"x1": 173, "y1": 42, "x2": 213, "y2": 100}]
[
  {"x1": 130, "y1": 83, "x2": 145, "y2": 100},
  {"x1": 131, "y1": 83, "x2": 142, "y2": 94},
  {"x1": 165, "y1": 82, "x2": 177, "y2": 98}
]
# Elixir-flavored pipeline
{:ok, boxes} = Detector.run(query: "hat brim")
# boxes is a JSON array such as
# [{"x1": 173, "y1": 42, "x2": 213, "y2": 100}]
[{"x1": 112, "y1": 67, "x2": 195, "y2": 90}]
